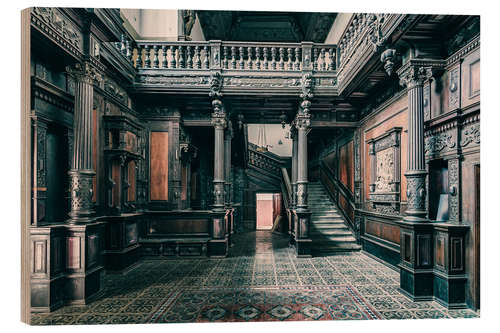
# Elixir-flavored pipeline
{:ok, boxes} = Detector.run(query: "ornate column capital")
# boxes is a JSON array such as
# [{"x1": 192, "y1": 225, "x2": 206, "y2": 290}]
[
  {"x1": 66, "y1": 61, "x2": 102, "y2": 85},
  {"x1": 295, "y1": 100, "x2": 311, "y2": 131},
  {"x1": 396, "y1": 59, "x2": 444, "y2": 89}
]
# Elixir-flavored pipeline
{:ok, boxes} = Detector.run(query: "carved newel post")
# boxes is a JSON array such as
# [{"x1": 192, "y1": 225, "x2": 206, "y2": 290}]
[
  {"x1": 294, "y1": 100, "x2": 312, "y2": 257},
  {"x1": 398, "y1": 65, "x2": 432, "y2": 222},
  {"x1": 66, "y1": 62, "x2": 101, "y2": 223},
  {"x1": 208, "y1": 72, "x2": 228, "y2": 256},
  {"x1": 290, "y1": 125, "x2": 298, "y2": 209}
]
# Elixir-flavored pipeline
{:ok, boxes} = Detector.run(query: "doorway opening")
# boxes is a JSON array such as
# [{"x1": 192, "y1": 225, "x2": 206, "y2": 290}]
[{"x1": 256, "y1": 193, "x2": 282, "y2": 231}]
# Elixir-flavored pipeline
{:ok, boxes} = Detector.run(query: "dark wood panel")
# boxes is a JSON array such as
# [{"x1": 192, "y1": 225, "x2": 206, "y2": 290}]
[
  {"x1": 112, "y1": 162, "x2": 121, "y2": 207},
  {"x1": 339, "y1": 140, "x2": 354, "y2": 193},
  {"x1": 365, "y1": 219, "x2": 400, "y2": 244},
  {"x1": 128, "y1": 160, "x2": 136, "y2": 202},
  {"x1": 150, "y1": 131, "x2": 169, "y2": 201},
  {"x1": 147, "y1": 218, "x2": 210, "y2": 235}
]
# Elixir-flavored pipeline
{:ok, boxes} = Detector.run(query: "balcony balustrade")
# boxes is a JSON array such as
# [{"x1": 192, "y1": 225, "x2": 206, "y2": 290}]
[{"x1": 113, "y1": 38, "x2": 336, "y2": 72}]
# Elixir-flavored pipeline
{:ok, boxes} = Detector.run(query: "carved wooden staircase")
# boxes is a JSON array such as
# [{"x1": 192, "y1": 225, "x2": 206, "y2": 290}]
[{"x1": 308, "y1": 182, "x2": 361, "y2": 254}]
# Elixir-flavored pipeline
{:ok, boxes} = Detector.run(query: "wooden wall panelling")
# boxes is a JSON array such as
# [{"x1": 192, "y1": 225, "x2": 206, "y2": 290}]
[
  {"x1": 128, "y1": 160, "x2": 136, "y2": 202},
  {"x1": 149, "y1": 131, "x2": 169, "y2": 201},
  {"x1": 461, "y1": 49, "x2": 480, "y2": 109},
  {"x1": 362, "y1": 94, "x2": 408, "y2": 205}
]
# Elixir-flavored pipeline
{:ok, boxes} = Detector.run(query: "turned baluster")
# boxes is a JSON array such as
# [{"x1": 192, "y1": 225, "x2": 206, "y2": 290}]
[
  {"x1": 239, "y1": 46, "x2": 245, "y2": 69},
  {"x1": 169, "y1": 45, "x2": 176, "y2": 68},
  {"x1": 231, "y1": 46, "x2": 236, "y2": 69},
  {"x1": 203, "y1": 46, "x2": 209, "y2": 69},
  {"x1": 263, "y1": 47, "x2": 269, "y2": 70},
  {"x1": 135, "y1": 45, "x2": 143, "y2": 68},
  {"x1": 152, "y1": 45, "x2": 159, "y2": 68},
  {"x1": 294, "y1": 47, "x2": 301, "y2": 70},
  {"x1": 271, "y1": 47, "x2": 277, "y2": 70},
  {"x1": 320, "y1": 48, "x2": 326, "y2": 71},
  {"x1": 255, "y1": 47, "x2": 261, "y2": 70},
  {"x1": 222, "y1": 46, "x2": 228, "y2": 69},
  {"x1": 144, "y1": 45, "x2": 151, "y2": 68},
  {"x1": 194, "y1": 46, "x2": 201, "y2": 69},
  {"x1": 279, "y1": 47, "x2": 285, "y2": 71},
  {"x1": 161, "y1": 46, "x2": 168, "y2": 68},
  {"x1": 313, "y1": 48, "x2": 319, "y2": 71},
  {"x1": 186, "y1": 46, "x2": 193, "y2": 69},
  {"x1": 327, "y1": 48, "x2": 335, "y2": 71},
  {"x1": 247, "y1": 47, "x2": 253, "y2": 70},
  {"x1": 178, "y1": 46, "x2": 185, "y2": 68},
  {"x1": 287, "y1": 47, "x2": 293, "y2": 70},
  {"x1": 125, "y1": 40, "x2": 132, "y2": 61},
  {"x1": 120, "y1": 34, "x2": 126, "y2": 55}
]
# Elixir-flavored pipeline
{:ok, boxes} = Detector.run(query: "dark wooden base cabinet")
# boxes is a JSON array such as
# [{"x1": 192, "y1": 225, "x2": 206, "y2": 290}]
[{"x1": 30, "y1": 222, "x2": 105, "y2": 312}]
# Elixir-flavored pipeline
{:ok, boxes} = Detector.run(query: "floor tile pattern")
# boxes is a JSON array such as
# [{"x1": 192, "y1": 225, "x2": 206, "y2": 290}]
[{"x1": 31, "y1": 232, "x2": 479, "y2": 325}]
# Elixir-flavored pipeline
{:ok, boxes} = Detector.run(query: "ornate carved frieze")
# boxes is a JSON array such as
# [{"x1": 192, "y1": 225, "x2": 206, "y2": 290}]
[
  {"x1": 103, "y1": 77, "x2": 127, "y2": 104},
  {"x1": 424, "y1": 132, "x2": 456, "y2": 156},
  {"x1": 31, "y1": 7, "x2": 82, "y2": 57},
  {"x1": 137, "y1": 74, "x2": 210, "y2": 86},
  {"x1": 460, "y1": 123, "x2": 480, "y2": 148}
]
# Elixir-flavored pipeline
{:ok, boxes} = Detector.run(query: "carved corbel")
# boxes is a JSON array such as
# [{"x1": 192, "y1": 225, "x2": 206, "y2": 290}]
[
  {"x1": 380, "y1": 48, "x2": 397, "y2": 76},
  {"x1": 209, "y1": 72, "x2": 223, "y2": 98}
]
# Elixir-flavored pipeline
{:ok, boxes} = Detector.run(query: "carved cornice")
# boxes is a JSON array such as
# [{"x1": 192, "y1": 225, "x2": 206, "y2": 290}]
[
  {"x1": 31, "y1": 7, "x2": 83, "y2": 60},
  {"x1": 446, "y1": 34, "x2": 480, "y2": 68}
]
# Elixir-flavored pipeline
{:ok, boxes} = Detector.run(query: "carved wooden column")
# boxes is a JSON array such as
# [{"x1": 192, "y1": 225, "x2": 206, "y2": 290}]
[
  {"x1": 398, "y1": 64, "x2": 433, "y2": 222},
  {"x1": 66, "y1": 62, "x2": 100, "y2": 224},
  {"x1": 396, "y1": 60, "x2": 438, "y2": 301},
  {"x1": 224, "y1": 121, "x2": 234, "y2": 246},
  {"x1": 209, "y1": 98, "x2": 228, "y2": 256},
  {"x1": 294, "y1": 100, "x2": 312, "y2": 257},
  {"x1": 291, "y1": 125, "x2": 298, "y2": 209}
]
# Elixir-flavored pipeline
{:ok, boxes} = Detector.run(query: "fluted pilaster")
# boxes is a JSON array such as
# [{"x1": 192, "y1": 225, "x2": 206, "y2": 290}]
[
  {"x1": 398, "y1": 64, "x2": 433, "y2": 222},
  {"x1": 66, "y1": 62, "x2": 101, "y2": 224}
]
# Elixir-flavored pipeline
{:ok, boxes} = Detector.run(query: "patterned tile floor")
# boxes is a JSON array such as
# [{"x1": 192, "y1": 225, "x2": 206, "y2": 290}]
[{"x1": 31, "y1": 231, "x2": 479, "y2": 325}]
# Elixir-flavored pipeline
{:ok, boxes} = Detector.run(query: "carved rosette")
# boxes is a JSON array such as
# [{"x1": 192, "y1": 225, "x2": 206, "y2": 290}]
[
  {"x1": 405, "y1": 171, "x2": 427, "y2": 219},
  {"x1": 68, "y1": 169, "x2": 95, "y2": 223}
]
